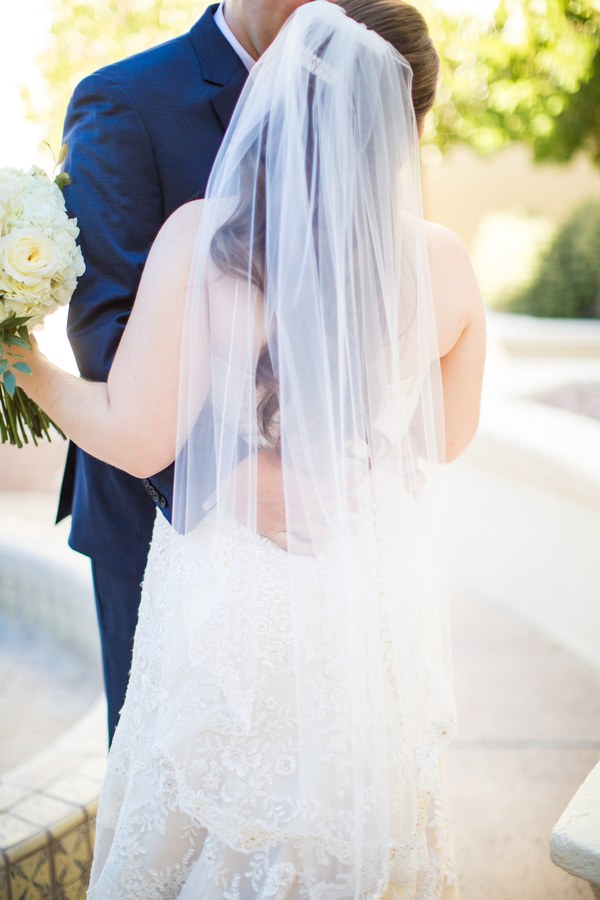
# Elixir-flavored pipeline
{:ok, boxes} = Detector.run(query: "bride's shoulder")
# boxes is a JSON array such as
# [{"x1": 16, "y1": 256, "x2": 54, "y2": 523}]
[
  {"x1": 423, "y1": 220, "x2": 479, "y2": 294},
  {"x1": 148, "y1": 200, "x2": 204, "y2": 267},
  {"x1": 422, "y1": 220, "x2": 483, "y2": 347},
  {"x1": 423, "y1": 220, "x2": 470, "y2": 264},
  {"x1": 139, "y1": 201, "x2": 205, "y2": 295},
  {"x1": 163, "y1": 199, "x2": 204, "y2": 235}
]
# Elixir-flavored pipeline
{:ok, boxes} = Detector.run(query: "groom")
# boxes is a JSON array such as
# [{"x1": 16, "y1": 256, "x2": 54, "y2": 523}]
[{"x1": 58, "y1": 0, "x2": 337, "y2": 744}]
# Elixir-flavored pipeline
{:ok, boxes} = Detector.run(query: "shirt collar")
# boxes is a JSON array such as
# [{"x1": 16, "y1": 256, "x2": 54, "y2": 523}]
[{"x1": 214, "y1": 2, "x2": 256, "y2": 72}]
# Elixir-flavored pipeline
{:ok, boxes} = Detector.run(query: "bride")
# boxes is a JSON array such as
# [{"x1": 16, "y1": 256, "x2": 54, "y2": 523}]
[{"x1": 12, "y1": 1, "x2": 485, "y2": 896}]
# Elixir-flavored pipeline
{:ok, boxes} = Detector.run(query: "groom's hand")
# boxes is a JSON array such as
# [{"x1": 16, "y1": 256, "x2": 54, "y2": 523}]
[
  {"x1": 255, "y1": 450, "x2": 319, "y2": 555},
  {"x1": 254, "y1": 450, "x2": 298, "y2": 551},
  {"x1": 234, "y1": 449, "x2": 359, "y2": 556},
  {"x1": 231, "y1": 450, "x2": 319, "y2": 554}
]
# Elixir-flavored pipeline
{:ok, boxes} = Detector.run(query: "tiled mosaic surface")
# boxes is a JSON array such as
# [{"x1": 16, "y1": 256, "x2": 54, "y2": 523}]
[
  {"x1": 0, "y1": 702, "x2": 105, "y2": 900},
  {"x1": 0, "y1": 493, "x2": 106, "y2": 898},
  {"x1": 0, "y1": 806, "x2": 97, "y2": 900}
]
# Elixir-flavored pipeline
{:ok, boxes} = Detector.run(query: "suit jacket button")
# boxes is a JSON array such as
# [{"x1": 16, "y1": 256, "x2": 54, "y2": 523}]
[{"x1": 158, "y1": 496, "x2": 168, "y2": 509}]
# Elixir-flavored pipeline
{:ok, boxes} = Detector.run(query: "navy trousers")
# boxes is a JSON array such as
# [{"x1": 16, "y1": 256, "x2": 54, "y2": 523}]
[{"x1": 91, "y1": 560, "x2": 144, "y2": 744}]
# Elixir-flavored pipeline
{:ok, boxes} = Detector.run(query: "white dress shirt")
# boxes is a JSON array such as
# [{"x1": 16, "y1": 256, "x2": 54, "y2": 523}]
[{"x1": 214, "y1": 2, "x2": 256, "y2": 72}]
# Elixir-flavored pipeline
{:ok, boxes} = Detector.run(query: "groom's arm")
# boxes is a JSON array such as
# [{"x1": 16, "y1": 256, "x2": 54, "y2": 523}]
[
  {"x1": 62, "y1": 71, "x2": 164, "y2": 382},
  {"x1": 59, "y1": 71, "x2": 299, "y2": 539}
]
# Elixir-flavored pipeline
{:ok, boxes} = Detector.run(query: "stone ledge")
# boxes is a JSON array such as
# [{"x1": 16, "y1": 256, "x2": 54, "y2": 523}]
[
  {"x1": 0, "y1": 532, "x2": 99, "y2": 667},
  {"x1": 0, "y1": 701, "x2": 106, "y2": 900},
  {"x1": 445, "y1": 397, "x2": 600, "y2": 674},
  {"x1": 551, "y1": 759, "x2": 600, "y2": 896},
  {"x1": 488, "y1": 310, "x2": 600, "y2": 359},
  {"x1": 475, "y1": 397, "x2": 600, "y2": 508},
  {"x1": 0, "y1": 516, "x2": 106, "y2": 899}
]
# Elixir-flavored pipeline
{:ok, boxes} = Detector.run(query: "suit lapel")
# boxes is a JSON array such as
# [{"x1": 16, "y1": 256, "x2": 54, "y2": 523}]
[
  {"x1": 189, "y1": 3, "x2": 249, "y2": 133},
  {"x1": 210, "y1": 70, "x2": 249, "y2": 131}
]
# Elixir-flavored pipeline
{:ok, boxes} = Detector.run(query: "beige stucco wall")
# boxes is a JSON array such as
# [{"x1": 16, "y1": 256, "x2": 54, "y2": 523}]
[{"x1": 421, "y1": 143, "x2": 600, "y2": 250}]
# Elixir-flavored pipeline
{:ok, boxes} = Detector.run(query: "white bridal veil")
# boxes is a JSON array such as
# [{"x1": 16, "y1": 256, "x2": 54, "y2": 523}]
[{"x1": 163, "y1": 1, "x2": 458, "y2": 895}]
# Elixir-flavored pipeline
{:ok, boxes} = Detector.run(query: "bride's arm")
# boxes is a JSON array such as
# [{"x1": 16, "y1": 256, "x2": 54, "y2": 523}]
[
  {"x1": 10, "y1": 200, "x2": 206, "y2": 478},
  {"x1": 426, "y1": 221, "x2": 487, "y2": 463}
]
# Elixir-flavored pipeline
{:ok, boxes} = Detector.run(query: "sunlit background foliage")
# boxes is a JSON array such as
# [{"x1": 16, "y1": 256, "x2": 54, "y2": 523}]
[
  {"x1": 432, "y1": 0, "x2": 600, "y2": 165},
  {"x1": 19, "y1": 0, "x2": 600, "y2": 318},
  {"x1": 28, "y1": 0, "x2": 600, "y2": 168}
]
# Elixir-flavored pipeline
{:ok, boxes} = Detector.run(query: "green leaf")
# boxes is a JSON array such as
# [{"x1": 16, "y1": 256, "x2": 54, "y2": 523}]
[
  {"x1": 17, "y1": 326, "x2": 31, "y2": 345},
  {"x1": 4, "y1": 336, "x2": 29, "y2": 349},
  {"x1": 58, "y1": 142, "x2": 68, "y2": 165},
  {"x1": 13, "y1": 363, "x2": 32, "y2": 375},
  {"x1": 0, "y1": 317, "x2": 31, "y2": 335},
  {"x1": 3, "y1": 371, "x2": 16, "y2": 398},
  {"x1": 0, "y1": 360, "x2": 7, "y2": 375},
  {"x1": 54, "y1": 172, "x2": 72, "y2": 190}
]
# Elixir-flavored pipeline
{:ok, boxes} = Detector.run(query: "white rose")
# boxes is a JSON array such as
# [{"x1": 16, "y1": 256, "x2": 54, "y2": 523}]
[
  {"x1": 1, "y1": 229, "x2": 60, "y2": 285},
  {"x1": 0, "y1": 169, "x2": 22, "y2": 191},
  {"x1": 26, "y1": 165, "x2": 48, "y2": 181},
  {"x1": 5, "y1": 177, "x2": 27, "y2": 217},
  {"x1": 3, "y1": 294, "x2": 38, "y2": 319},
  {"x1": 6, "y1": 171, "x2": 58, "y2": 226},
  {"x1": 2, "y1": 296, "x2": 46, "y2": 326},
  {"x1": 0, "y1": 185, "x2": 12, "y2": 237},
  {"x1": 2, "y1": 272, "x2": 52, "y2": 306},
  {"x1": 0, "y1": 165, "x2": 84, "y2": 326},
  {"x1": 53, "y1": 277, "x2": 77, "y2": 307},
  {"x1": 21, "y1": 192, "x2": 63, "y2": 231},
  {"x1": 53, "y1": 228, "x2": 77, "y2": 256},
  {"x1": 72, "y1": 245, "x2": 85, "y2": 278}
]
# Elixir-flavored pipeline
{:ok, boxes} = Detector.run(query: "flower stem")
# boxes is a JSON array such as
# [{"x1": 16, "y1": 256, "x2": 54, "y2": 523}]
[{"x1": 0, "y1": 386, "x2": 66, "y2": 446}]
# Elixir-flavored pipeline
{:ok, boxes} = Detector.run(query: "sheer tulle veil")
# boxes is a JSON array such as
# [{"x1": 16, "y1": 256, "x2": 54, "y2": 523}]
[{"x1": 169, "y1": 0, "x2": 458, "y2": 893}]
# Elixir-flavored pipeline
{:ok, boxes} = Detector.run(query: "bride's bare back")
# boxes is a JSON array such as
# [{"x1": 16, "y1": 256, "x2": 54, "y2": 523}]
[{"x1": 14, "y1": 199, "x2": 485, "y2": 489}]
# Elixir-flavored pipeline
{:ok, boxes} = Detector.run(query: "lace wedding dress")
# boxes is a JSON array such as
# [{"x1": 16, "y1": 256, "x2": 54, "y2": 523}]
[
  {"x1": 87, "y1": 363, "x2": 459, "y2": 900},
  {"x1": 88, "y1": 5, "x2": 461, "y2": 896}
]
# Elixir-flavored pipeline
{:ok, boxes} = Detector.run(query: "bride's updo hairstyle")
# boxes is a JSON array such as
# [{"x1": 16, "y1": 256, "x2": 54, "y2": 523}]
[
  {"x1": 210, "y1": 0, "x2": 439, "y2": 448},
  {"x1": 339, "y1": 0, "x2": 439, "y2": 129}
]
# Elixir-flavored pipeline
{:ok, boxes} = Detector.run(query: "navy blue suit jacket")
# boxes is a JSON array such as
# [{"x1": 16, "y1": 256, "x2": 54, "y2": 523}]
[{"x1": 56, "y1": 4, "x2": 248, "y2": 577}]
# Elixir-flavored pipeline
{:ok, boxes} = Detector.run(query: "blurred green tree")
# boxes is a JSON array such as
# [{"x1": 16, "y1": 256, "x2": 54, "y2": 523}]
[
  {"x1": 430, "y1": 0, "x2": 600, "y2": 166},
  {"x1": 30, "y1": 0, "x2": 600, "y2": 168},
  {"x1": 503, "y1": 199, "x2": 600, "y2": 317}
]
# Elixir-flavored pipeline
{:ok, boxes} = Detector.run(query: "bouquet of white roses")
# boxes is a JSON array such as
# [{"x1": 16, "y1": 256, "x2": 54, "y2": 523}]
[{"x1": 0, "y1": 148, "x2": 84, "y2": 446}]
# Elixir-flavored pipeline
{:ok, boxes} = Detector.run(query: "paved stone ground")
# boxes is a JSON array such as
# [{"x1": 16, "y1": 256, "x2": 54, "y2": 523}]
[
  {"x1": 448, "y1": 593, "x2": 600, "y2": 899},
  {"x1": 535, "y1": 382, "x2": 600, "y2": 422},
  {"x1": 1, "y1": 486, "x2": 599, "y2": 898}
]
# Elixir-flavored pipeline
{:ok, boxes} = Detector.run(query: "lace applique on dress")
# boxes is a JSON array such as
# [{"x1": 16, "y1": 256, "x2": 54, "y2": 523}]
[{"x1": 87, "y1": 368, "x2": 459, "y2": 900}]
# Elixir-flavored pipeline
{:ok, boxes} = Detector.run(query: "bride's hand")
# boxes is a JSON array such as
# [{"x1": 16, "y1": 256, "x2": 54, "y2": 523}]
[{"x1": 3, "y1": 330, "x2": 42, "y2": 391}]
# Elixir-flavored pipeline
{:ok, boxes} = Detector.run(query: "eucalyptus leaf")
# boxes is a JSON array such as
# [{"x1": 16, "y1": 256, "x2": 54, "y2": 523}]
[
  {"x1": 3, "y1": 371, "x2": 16, "y2": 398},
  {"x1": 4, "y1": 336, "x2": 29, "y2": 349},
  {"x1": 13, "y1": 363, "x2": 32, "y2": 375}
]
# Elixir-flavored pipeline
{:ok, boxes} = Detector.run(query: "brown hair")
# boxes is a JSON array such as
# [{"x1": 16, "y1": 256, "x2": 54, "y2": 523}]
[
  {"x1": 210, "y1": 1, "x2": 439, "y2": 449},
  {"x1": 339, "y1": 0, "x2": 439, "y2": 128}
]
